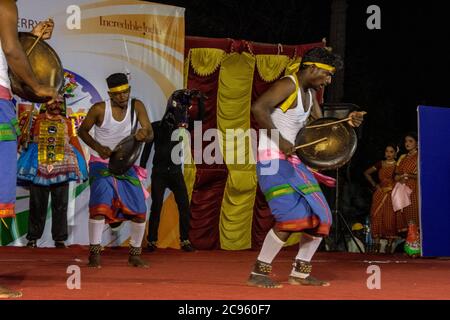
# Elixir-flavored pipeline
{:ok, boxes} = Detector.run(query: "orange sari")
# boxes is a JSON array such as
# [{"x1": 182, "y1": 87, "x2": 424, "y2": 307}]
[
  {"x1": 370, "y1": 161, "x2": 398, "y2": 238},
  {"x1": 395, "y1": 152, "x2": 419, "y2": 230}
]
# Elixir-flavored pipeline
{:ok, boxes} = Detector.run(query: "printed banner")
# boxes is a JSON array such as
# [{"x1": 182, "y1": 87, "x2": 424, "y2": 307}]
[{"x1": 0, "y1": 0, "x2": 184, "y2": 247}]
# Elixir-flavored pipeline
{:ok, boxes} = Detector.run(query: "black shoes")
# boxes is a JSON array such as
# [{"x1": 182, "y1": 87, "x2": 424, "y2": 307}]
[
  {"x1": 147, "y1": 240, "x2": 195, "y2": 252},
  {"x1": 54, "y1": 241, "x2": 66, "y2": 248},
  {"x1": 26, "y1": 240, "x2": 37, "y2": 248},
  {"x1": 147, "y1": 241, "x2": 157, "y2": 252},
  {"x1": 180, "y1": 240, "x2": 195, "y2": 252}
]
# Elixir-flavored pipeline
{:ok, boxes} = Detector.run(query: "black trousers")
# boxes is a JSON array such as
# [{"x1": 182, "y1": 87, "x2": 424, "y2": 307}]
[
  {"x1": 147, "y1": 167, "x2": 190, "y2": 242},
  {"x1": 27, "y1": 182, "x2": 69, "y2": 241}
]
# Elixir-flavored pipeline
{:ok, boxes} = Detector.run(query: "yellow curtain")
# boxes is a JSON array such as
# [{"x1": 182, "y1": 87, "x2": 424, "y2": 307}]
[
  {"x1": 190, "y1": 48, "x2": 226, "y2": 77},
  {"x1": 181, "y1": 128, "x2": 196, "y2": 202},
  {"x1": 285, "y1": 56, "x2": 302, "y2": 75},
  {"x1": 217, "y1": 52, "x2": 257, "y2": 250},
  {"x1": 256, "y1": 54, "x2": 289, "y2": 82},
  {"x1": 183, "y1": 50, "x2": 191, "y2": 88}
]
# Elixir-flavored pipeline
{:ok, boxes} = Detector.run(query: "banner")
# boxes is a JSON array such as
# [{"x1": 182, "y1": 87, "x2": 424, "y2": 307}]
[{"x1": 0, "y1": 0, "x2": 184, "y2": 247}]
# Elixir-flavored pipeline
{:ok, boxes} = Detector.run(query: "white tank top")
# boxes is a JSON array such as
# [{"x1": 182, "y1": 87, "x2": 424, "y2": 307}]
[
  {"x1": 0, "y1": 41, "x2": 11, "y2": 89},
  {"x1": 91, "y1": 99, "x2": 137, "y2": 157},
  {"x1": 258, "y1": 75, "x2": 313, "y2": 153}
]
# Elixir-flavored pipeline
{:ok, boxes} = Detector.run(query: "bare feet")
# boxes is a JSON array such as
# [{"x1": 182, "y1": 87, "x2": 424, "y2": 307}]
[
  {"x1": 128, "y1": 255, "x2": 149, "y2": 268},
  {"x1": 288, "y1": 275, "x2": 330, "y2": 286},
  {"x1": 0, "y1": 286, "x2": 22, "y2": 299},
  {"x1": 247, "y1": 273, "x2": 283, "y2": 288}
]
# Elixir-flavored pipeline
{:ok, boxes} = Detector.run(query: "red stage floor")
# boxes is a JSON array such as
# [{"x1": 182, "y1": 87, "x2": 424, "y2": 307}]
[{"x1": 1, "y1": 246, "x2": 449, "y2": 300}]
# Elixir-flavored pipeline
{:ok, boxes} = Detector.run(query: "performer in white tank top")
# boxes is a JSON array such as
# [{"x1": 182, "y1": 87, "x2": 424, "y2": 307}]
[
  {"x1": 0, "y1": 41, "x2": 11, "y2": 90},
  {"x1": 258, "y1": 74, "x2": 313, "y2": 155},
  {"x1": 78, "y1": 72, "x2": 153, "y2": 269},
  {"x1": 90, "y1": 98, "x2": 137, "y2": 157},
  {"x1": 0, "y1": 1, "x2": 56, "y2": 298},
  {"x1": 248, "y1": 47, "x2": 366, "y2": 289}
]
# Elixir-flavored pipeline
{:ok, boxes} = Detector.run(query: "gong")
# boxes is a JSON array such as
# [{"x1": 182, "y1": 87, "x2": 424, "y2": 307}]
[
  {"x1": 295, "y1": 117, "x2": 357, "y2": 170},
  {"x1": 9, "y1": 32, "x2": 64, "y2": 103},
  {"x1": 108, "y1": 135, "x2": 144, "y2": 176}
]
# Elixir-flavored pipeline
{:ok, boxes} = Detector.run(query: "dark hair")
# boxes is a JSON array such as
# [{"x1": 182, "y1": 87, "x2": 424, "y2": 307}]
[
  {"x1": 301, "y1": 47, "x2": 343, "y2": 71},
  {"x1": 385, "y1": 142, "x2": 398, "y2": 152},
  {"x1": 404, "y1": 131, "x2": 418, "y2": 142},
  {"x1": 106, "y1": 73, "x2": 128, "y2": 89}
]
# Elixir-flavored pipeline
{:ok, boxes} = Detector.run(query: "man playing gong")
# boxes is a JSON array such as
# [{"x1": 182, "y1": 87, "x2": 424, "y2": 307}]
[
  {"x1": 248, "y1": 47, "x2": 365, "y2": 288},
  {"x1": 0, "y1": 0, "x2": 57, "y2": 298},
  {"x1": 78, "y1": 73, "x2": 153, "y2": 268}
]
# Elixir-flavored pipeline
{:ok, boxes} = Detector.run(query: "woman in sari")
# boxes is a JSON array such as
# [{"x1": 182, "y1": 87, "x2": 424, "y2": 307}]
[
  {"x1": 394, "y1": 132, "x2": 419, "y2": 257},
  {"x1": 364, "y1": 144, "x2": 398, "y2": 253}
]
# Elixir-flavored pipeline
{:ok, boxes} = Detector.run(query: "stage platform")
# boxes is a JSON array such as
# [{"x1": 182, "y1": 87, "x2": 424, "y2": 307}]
[{"x1": 1, "y1": 246, "x2": 449, "y2": 300}]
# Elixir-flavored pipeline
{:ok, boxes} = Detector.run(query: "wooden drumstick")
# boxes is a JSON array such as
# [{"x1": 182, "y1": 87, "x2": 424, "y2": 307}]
[
  {"x1": 294, "y1": 137, "x2": 328, "y2": 150},
  {"x1": 26, "y1": 23, "x2": 49, "y2": 56},
  {"x1": 49, "y1": 68, "x2": 56, "y2": 87},
  {"x1": 305, "y1": 117, "x2": 352, "y2": 129},
  {"x1": 305, "y1": 111, "x2": 367, "y2": 129}
]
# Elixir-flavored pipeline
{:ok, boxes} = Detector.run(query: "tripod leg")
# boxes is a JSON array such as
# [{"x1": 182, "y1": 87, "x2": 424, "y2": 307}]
[{"x1": 338, "y1": 211, "x2": 364, "y2": 253}]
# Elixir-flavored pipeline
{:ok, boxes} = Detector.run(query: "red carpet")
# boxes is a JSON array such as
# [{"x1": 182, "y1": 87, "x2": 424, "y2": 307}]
[{"x1": 1, "y1": 246, "x2": 449, "y2": 300}]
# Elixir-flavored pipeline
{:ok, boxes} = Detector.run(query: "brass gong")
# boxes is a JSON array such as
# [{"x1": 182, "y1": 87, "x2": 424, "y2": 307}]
[
  {"x1": 108, "y1": 135, "x2": 144, "y2": 175},
  {"x1": 9, "y1": 32, "x2": 64, "y2": 103},
  {"x1": 295, "y1": 117, "x2": 357, "y2": 170}
]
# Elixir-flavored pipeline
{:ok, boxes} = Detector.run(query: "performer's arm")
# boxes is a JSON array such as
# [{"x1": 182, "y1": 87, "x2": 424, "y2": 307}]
[
  {"x1": 364, "y1": 165, "x2": 380, "y2": 190},
  {"x1": 0, "y1": 0, "x2": 56, "y2": 99},
  {"x1": 134, "y1": 99, "x2": 154, "y2": 143},
  {"x1": 78, "y1": 103, "x2": 112, "y2": 159},
  {"x1": 251, "y1": 77, "x2": 297, "y2": 155}
]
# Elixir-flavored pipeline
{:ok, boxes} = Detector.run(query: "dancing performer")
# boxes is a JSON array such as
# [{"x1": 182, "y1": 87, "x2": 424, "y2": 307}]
[
  {"x1": 78, "y1": 73, "x2": 153, "y2": 268},
  {"x1": 0, "y1": 0, "x2": 56, "y2": 298},
  {"x1": 248, "y1": 47, "x2": 365, "y2": 288}
]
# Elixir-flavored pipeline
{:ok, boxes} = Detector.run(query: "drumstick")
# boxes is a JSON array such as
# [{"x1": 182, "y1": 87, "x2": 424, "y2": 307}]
[
  {"x1": 49, "y1": 68, "x2": 56, "y2": 87},
  {"x1": 1, "y1": 218, "x2": 9, "y2": 230},
  {"x1": 305, "y1": 117, "x2": 352, "y2": 129},
  {"x1": 26, "y1": 23, "x2": 49, "y2": 56},
  {"x1": 294, "y1": 137, "x2": 328, "y2": 150},
  {"x1": 305, "y1": 111, "x2": 367, "y2": 129}
]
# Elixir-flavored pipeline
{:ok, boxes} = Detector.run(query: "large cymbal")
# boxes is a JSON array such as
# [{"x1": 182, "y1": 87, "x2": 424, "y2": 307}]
[
  {"x1": 295, "y1": 117, "x2": 357, "y2": 170},
  {"x1": 108, "y1": 135, "x2": 144, "y2": 176},
  {"x1": 9, "y1": 32, "x2": 64, "y2": 102}
]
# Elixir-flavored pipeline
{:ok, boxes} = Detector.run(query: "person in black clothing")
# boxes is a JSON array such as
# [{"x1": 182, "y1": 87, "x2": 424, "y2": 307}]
[{"x1": 140, "y1": 89, "x2": 205, "y2": 252}]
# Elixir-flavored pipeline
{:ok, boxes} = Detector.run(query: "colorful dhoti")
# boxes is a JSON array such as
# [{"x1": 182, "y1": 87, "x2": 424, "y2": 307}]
[
  {"x1": 257, "y1": 154, "x2": 332, "y2": 236},
  {"x1": 0, "y1": 99, "x2": 20, "y2": 219},
  {"x1": 89, "y1": 159, "x2": 147, "y2": 223}
]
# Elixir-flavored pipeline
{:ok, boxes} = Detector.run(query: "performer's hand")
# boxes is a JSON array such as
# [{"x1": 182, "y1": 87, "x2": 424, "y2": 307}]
[
  {"x1": 279, "y1": 137, "x2": 295, "y2": 156},
  {"x1": 97, "y1": 145, "x2": 113, "y2": 159},
  {"x1": 399, "y1": 174, "x2": 408, "y2": 184},
  {"x1": 31, "y1": 19, "x2": 55, "y2": 40},
  {"x1": 348, "y1": 111, "x2": 366, "y2": 127},
  {"x1": 134, "y1": 128, "x2": 148, "y2": 142}
]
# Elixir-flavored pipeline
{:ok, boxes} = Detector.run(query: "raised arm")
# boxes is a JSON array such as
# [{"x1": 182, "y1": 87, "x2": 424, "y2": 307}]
[{"x1": 0, "y1": 0, "x2": 56, "y2": 100}]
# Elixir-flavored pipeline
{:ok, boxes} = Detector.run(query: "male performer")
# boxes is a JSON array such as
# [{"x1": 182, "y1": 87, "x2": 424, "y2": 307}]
[
  {"x1": 0, "y1": 0, "x2": 56, "y2": 298},
  {"x1": 140, "y1": 90, "x2": 202, "y2": 252},
  {"x1": 248, "y1": 47, "x2": 365, "y2": 288},
  {"x1": 78, "y1": 73, "x2": 153, "y2": 268},
  {"x1": 17, "y1": 92, "x2": 88, "y2": 249}
]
